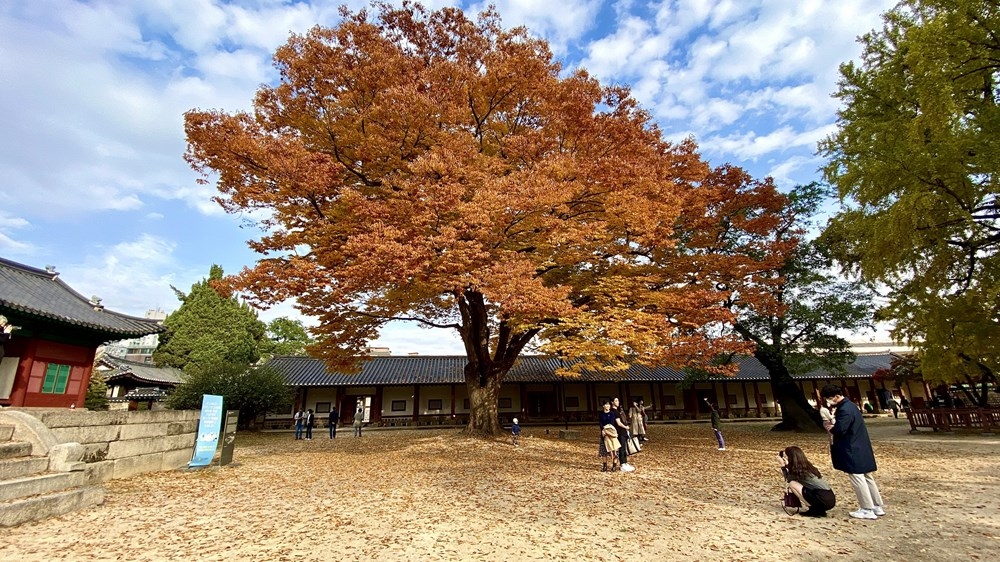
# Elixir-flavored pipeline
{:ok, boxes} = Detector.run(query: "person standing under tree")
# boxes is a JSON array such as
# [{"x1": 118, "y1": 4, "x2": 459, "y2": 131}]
[
  {"x1": 293, "y1": 409, "x2": 304, "y2": 440},
  {"x1": 304, "y1": 409, "x2": 314, "y2": 440},
  {"x1": 705, "y1": 398, "x2": 725, "y2": 450},
  {"x1": 598, "y1": 400, "x2": 621, "y2": 472},
  {"x1": 511, "y1": 417, "x2": 521, "y2": 446},
  {"x1": 629, "y1": 400, "x2": 647, "y2": 444},
  {"x1": 612, "y1": 397, "x2": 635, "y2": 472},
  {"x1": 820, "y1": 384, "x2": 886, "y2": 520},
  {"x1": 328, "y1": 407, "x2": 338, "y2": 439},
  {"x1": 353, "y1": 407, "x2": 364, "y2": 437}
]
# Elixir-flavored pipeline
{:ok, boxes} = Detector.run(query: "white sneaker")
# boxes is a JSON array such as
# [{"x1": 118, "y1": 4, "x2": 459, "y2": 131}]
[
  {"x1": 849, "y1": 509, "x2": 877, "y2": 520},
  {"x1": 621, "y1": 463, "x2": 635, "y2": 472},
  {"x1": 718, "y1": 447, "x2": 726, "y2": 451},
  {"x1": 872, "y1": 506, "x2": 886, "y2": 516}
]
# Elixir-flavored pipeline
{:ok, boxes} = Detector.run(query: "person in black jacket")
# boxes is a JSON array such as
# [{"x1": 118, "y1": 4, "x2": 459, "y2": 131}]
[
  {"x1": 820, "y1": 384, "x2": 886, "y2": 520},
  {"x1": 304, "y1": 409, "x2": 315, "y2": 440},
  {"x1": 328, "y1": 407, "x2": 338, "y2": 439}
]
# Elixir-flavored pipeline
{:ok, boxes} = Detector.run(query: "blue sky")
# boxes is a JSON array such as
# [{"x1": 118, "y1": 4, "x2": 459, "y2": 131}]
[{"x1": 0, "y1": 0, "x2": 895, "y2": 354}]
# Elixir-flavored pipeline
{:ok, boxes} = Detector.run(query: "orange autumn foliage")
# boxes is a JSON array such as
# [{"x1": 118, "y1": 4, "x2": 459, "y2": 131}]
[{"x1": 184, "y1": 3, "x2": 796, "y2": 434}]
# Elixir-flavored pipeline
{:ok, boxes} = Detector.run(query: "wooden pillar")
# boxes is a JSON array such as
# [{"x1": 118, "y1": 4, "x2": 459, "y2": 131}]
[
  {"x1": 373, "y1": 385, "x2": 383, "y2": 423},
  {"x1": 412, "y1": 384, "x2": 420, "y2": 422},
  {"x1": 722, "y1": 381, "x2": 730, "y2": 417},
  {"x1": 753, "y1": 381, "x2": 762, "y2": 417},
  {"x1": 450, "y1": 384, "x2": 456, "y2": 420},
  {"x1": 520, "y1": 383, "x2": 528, "y2": 419},
  {"x1": 585, "y1": 382, "x2": 593, "y2": 415},
  {"x1": 741, "y1": 381, "x2": 750, "y2": 418}
]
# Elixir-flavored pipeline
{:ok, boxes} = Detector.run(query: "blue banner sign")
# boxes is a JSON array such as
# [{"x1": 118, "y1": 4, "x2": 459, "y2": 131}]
[{"x1": 189, "y1": 394, "x2": 224, "y2": 467}]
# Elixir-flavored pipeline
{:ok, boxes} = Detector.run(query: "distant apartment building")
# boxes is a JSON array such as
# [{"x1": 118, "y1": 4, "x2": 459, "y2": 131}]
[{"x1": 103, "y1": 309, "x2": 168, "y2": 363}]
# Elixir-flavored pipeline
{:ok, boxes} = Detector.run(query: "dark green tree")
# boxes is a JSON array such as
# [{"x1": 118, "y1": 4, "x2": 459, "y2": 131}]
[
  {"x1": 166, "y1": 361, "x2": 292, "y2": 428},
  {"x1": 84, "y1": 372, "x2": 109, "y2": 410},
  {"x1": 819, "y1": 0, "x2": 1000, "y2": 404},
  {"x1": 259, "y1": 317, "x2": 315, "y2": 357},
  {"x1": 725, "y1": 184, "x2": 876, "y2": 431},
  {"x1": 153, "y1": 265, "x2": 267, "y2": 370}
]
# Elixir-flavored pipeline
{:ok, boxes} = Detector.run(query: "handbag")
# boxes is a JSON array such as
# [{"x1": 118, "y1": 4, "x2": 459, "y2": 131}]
[
  {"x1": 626, "y1": 436, "x2": 642, "y2": 455},
  {"x1": 782, "y1": 488, "x2": 801, "y2": 515}
]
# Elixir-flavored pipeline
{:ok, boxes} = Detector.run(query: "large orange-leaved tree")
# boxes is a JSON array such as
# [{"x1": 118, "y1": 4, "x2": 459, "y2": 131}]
[{"x1": 185, "y1": 3, "x2": 795, "y2": 436}]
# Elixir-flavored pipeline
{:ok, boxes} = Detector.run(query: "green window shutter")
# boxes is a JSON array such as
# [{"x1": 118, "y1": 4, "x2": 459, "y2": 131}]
[
  {"x1": 54, "y1": 365, "x2": 71, "y2": 393},
  {"x1": 41, "y1": 364, "x2": 58, "y2": 393},
  {"x1": 41, "y1": 364, "x2": 72, "y2": 394}
]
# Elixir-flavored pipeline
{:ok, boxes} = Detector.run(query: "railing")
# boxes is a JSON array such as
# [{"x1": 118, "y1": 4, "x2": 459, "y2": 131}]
[{"x1": 906, "y1": 408, "x2": 998, "y2": 434}]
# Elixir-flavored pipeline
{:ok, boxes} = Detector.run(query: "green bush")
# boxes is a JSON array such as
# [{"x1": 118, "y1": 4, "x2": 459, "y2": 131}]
[{"x1": 166, "y1": 361, "x2": 292, "y2": 428}]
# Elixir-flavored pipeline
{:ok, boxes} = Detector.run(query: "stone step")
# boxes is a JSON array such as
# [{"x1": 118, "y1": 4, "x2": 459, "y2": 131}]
[
  {"x1": 0, "y1": 471, "x2": 85, "y2": 503},
  {"x1": 0, "y1": 457, "x2": 49, "y2": 480},
  {"x1": 0, "y1": 486, "x2": 105, "y2": 527},
  {"x1": 0, "y1": 424, "x2": 13, "y2": 442},
  {"x1": 0, "y1": 441, "x2": 32, "y2": 461}
]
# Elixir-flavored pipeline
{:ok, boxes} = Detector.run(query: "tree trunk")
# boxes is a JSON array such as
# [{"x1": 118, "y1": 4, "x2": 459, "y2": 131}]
[
  {"x1": 757, "y1": 352, "x2": 823, "y2": 432},
  {"x1": 464, "y1": 362, "x2": 503, "y2": 437}
]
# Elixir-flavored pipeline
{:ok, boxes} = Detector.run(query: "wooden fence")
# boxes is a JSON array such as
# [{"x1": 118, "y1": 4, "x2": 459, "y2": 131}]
[{"x1": 906, "y1": 408, "x2": 998, "y2": 434}]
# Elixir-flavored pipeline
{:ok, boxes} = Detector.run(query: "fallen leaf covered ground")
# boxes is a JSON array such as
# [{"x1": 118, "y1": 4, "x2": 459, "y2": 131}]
[{"x1": 4, "y1": 417, "x2": 998, "y2": 561}]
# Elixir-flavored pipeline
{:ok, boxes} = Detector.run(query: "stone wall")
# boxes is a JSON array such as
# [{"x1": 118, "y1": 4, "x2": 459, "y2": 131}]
[{"x1": 28, "y1": 409, "x2": 200, "y2": 482}]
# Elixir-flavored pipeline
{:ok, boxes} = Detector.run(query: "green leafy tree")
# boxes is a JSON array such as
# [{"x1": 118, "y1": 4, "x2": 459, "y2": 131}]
[
  {"x1": 725, "y1": 184, "x2": 876, "y2": 431},
  {"x1": 166, "y1": 361, "x2": 292, "y2": 428},
  {"x1": 84, "y1": 372, "x2": 109, "y2": 410},
  {"x1": 153, "y1": 265, "x2": 267, "y2": 370},
  {"x1": 259, "y1": 317, "x2": 315, "y2": 357},
  {"x1": 819, "y1": 0, "x2": 1000, "y2": 405}
]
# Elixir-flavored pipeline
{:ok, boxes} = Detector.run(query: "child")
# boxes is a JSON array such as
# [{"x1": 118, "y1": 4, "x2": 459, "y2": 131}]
[{"x1": 511, "y1": 418, "x2": 521, "y2": 446}]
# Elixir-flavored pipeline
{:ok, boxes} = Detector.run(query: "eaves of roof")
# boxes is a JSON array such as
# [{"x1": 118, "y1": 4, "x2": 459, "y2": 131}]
[
  {"x1": 268, "y1": 353, "x2": 891, "y2": 387},
  {"x1": 100, "y1": 356, "x2": 184, "y2": 385},
  {"x1": 0, "y1": 257, "x2": 164, "y2": 338}
]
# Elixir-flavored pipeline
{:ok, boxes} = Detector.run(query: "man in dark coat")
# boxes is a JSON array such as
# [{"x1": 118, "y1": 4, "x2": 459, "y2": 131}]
[{"x1": 821, "y1": 384, "x2": 886, "y2": 520}]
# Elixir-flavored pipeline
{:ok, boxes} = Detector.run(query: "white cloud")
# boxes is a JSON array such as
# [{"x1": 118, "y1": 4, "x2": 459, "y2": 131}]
[
  {"x1": 57, "y1": 234, "x2": 193, "y2": 317},
  {"x1": 0, "y1": 212, "x2": 33, "y2": 254},
  {"x1": 373, "y1": 323, "x2": 465, "y2": 356},
  {"x1": 469, "y1": 0, "x2": 603, "y2": 56}
]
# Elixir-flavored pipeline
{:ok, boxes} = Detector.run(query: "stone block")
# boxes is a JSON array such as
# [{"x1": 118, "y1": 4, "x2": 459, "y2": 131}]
[
  {"x1": 167, "y1": 420, "x2": 199, "y2": 435},
  {"x1": 34, "y1": 410, "x2": 127, "y2": 428},
  {"x1": 0, "y1": 424, "x2": 14, "y2": 441},
  {"x1": 0, "y1": 457, "x2": 49, "y2": 480},
  {"x1": 125, "y1": 410, "x2": 199, "y2": 425},
  {"x1": 112, "y1": 452, "x2": 164, "y2": 480},
  {"x1": 165, "y1": 433, "x2": 196, "y2": 451},
  {"x1": 51, "y1": 425, "x2": 121, "y2": 444},
  {"x1": 162, "y1": 448, "x2": 192, "y2": 470},
  {"x1": 48, "y1": 442, "x2": 85, "y2": 472},
  {"x1": 118, "y1": 422, "x2": 170, "y2": 441},
  {"x1": 0, "y1": 487, "x2": 104, "y2": 527},
  {"x1": 106, "y1": 434, "x2": 194, "y2": 460},
  {"x1": 83, "y1": 461, "x2": 114, "y2": 485},
  {"x1": 80, "y1": 442, "x2": 109, "y2": 463},
  {"x1": 0, "y1": 472, "x2": 84, "y2": 503}
]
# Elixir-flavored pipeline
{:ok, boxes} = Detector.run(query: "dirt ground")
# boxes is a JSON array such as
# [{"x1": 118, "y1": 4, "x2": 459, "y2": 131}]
[{"x1": 4, "y1": 417, "x2": 998, "y2": 561}]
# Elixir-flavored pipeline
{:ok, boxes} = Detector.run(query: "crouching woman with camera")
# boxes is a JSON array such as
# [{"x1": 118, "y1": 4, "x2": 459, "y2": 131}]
[{"x1": 778, "y1": 446, "x2": 837, "y2": 517}]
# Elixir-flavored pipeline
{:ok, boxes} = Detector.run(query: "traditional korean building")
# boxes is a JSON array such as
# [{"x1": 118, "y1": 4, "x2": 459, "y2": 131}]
[
  {"x1": 265, "y1": 352, "x2": 923, "y2": 427},
  {"x1": 95, "y1": 355, "x2": 184, "y2": 410},
  {"x1": 0, "y1": 257, "x2": 164, "y2": 408}
]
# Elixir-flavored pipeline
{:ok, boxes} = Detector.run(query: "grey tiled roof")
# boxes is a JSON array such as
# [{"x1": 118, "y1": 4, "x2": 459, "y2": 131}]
[
  {"x1": 100, "y1": 356, "x2": 185, "y2": 386},
  {"x1": 0, "y1": 257, "x2": 164, "y2": 338},
  {"x1": 268, "y1": 353, "x2": 890, "y2": 387}
]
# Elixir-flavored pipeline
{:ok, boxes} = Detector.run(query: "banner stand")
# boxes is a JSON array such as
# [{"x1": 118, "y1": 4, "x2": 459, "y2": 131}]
[
  {"x1": 189, "y1": 394, "x2": 224, "y2": 468},
  {"x1": 220, "y1": 410, "x2": 239, "y2": 466}
]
